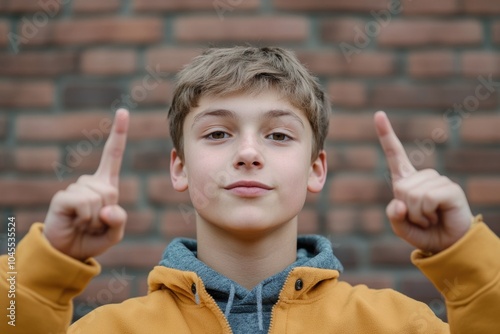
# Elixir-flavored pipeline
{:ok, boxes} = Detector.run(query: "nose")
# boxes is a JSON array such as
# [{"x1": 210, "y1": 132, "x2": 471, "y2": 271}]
[{"x1": 233, "y1": 135, "x2": 264, "y2": 169}]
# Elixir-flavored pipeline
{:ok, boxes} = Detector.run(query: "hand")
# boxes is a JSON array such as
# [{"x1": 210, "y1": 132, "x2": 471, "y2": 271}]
[
  {"x1": 374, "y1": 111, "x2": 473, "y2": 254},
  {"x1": 43, "y1": 109, "x2": 130, "y2": 261}
]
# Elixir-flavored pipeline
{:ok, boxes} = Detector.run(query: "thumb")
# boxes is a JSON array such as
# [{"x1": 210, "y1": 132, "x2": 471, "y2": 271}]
[
  {"x1": 386, "y1": 199, "x2": 414, "y2": 240},
  {"x1": 99, "y1": 205, "x2": 127, "y2": 242},
  {"x1": 386, "y1": 198, "x2": 407, "y2": 223}
]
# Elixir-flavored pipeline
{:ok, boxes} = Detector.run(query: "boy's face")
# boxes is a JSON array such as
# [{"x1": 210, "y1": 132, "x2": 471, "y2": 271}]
[{"x1": 170, "y1": 90, "x2": 327, "y2": 237}]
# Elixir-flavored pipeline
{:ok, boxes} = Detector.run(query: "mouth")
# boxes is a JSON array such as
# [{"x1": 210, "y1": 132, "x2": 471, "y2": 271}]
[{"x1": 224, "y1": 181, "x2": 273, "y2": 197}]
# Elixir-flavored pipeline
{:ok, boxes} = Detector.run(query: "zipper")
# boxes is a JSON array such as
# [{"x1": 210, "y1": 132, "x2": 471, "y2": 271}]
[
  {"x1": 199, "y1": 281, "x2": 234, "y2": 334},
  {"x1": 267, "y1": 269, "x2": 295, "y2": 333}
]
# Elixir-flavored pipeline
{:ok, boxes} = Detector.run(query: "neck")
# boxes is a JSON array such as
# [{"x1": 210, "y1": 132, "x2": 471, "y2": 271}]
[{"x1": 196, "y1": 218, "x2": 298, "y2": 290}]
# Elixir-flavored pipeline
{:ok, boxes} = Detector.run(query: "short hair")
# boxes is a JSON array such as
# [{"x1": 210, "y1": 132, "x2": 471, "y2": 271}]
[{"x1": 168, "y1": 46, "x2": 330, "y2": 161}]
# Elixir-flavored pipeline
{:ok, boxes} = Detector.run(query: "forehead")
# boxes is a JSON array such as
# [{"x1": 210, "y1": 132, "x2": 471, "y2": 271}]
[{"x1": 186, "y1": 90, "x2": 310, "y2": 127}]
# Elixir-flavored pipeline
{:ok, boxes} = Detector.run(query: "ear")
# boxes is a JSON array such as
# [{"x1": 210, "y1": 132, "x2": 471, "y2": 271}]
[
  {"x1": 170, "y1": 148, "x2": 188, "y2": 192},
  {"x1": 307, "y1": 150, "x2": 327, "y2": 193}
]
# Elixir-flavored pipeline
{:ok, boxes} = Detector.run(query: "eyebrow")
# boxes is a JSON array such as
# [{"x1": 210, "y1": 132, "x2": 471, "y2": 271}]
[{"x1": 191, "y1": 108, "x2": 305, "y2": 129}]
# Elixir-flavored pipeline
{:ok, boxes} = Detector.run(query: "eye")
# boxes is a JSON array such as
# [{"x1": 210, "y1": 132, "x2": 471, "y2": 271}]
[
  {"x1": 267, "y1": 132, "x2": 290, "y2": 141},
  {"x1": 206, "y1": 131, "x2": 229, "y2": 140}
]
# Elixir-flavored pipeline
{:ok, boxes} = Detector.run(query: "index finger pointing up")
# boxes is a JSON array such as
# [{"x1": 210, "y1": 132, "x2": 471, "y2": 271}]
[
  {"x1": 374, "y1": 111, "x2": 416, "y2": 183},
  {"x1": 95, "y1": 108, "x2": 130, "y2": 187}
]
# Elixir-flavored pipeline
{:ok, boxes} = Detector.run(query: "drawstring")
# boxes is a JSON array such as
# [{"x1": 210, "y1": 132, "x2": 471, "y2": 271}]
[
  {"x1": 223, "y1": 282, "x2": 263, "y2": 331},
  {"x1": 224, "y1": 284, "x2": 236, "y2": 318},
  {"x1": 256, "y1": 283, "x2": 263, "y2": 331}
]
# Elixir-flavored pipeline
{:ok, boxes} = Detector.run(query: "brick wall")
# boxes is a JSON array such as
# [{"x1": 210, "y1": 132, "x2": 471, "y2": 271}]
[{"x1": 1, "y1": 0, "x2": 499, "y2": 322}]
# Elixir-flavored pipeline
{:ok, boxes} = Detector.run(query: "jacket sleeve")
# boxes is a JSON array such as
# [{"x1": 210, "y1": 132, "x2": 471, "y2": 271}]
[
  {"x1": 0, "y1": 223, "x2": 100, "y2": 334},
  {"x1": 412, "y1": 217, "x2": 500, "y2": 334}
]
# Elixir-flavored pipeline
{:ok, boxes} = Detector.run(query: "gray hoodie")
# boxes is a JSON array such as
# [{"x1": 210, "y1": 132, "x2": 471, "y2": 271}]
[{"x1": 159, "y1": 235, "x2": 343, "y2": 333}]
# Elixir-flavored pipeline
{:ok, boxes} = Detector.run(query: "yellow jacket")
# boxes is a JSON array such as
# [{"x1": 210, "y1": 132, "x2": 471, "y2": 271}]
[{"x1": 1, "y1": 221, "x2": 499, "y2": 333}]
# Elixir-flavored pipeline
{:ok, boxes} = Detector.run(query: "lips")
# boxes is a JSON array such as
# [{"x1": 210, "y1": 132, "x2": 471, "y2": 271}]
[{"x1": 224, "y1": 181, "x2": 273, "y2": 197}]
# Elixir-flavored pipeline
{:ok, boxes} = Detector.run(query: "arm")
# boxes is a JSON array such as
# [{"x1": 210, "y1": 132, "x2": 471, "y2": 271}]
[
  {"x1": 0, "y1": 109, "x2": 129, "y2": 334},
  {"x1": 375, "y1": 111, "x2": 500, "y2": 333}
]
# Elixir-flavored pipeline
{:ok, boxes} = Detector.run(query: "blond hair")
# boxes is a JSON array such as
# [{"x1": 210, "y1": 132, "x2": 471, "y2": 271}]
[{"x1": 168, "y1": 46, "x2": 330, "y2": 161}]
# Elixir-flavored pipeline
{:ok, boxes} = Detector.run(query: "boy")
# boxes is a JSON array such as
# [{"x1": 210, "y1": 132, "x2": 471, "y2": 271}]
[{"x1": 1, "y1": 46, "x2": 499, "y2": 333}]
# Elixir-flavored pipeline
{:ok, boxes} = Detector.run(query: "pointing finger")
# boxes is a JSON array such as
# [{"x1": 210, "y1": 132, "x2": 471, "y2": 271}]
[
  {"x1": 95, "y1": 109, "x2": 129, "y2": 187},
  {"x1": 374, "y1": 111, "x2": 416, "y2": 183}
]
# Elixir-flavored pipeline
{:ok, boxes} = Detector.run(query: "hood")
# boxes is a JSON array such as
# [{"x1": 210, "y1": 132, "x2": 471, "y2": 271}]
[{"x1": 151, "y1": 235, "x2": 343, "y2": 332}]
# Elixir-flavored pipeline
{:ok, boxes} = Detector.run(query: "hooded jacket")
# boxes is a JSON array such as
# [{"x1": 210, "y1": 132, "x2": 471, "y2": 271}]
[{"x1": 1, "y1": 216, "x2": 499, "y2": 334}]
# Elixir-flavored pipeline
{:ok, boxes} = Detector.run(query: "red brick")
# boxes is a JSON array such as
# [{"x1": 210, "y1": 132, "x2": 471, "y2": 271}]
[
  {"x1": 370, "y1": 238, "x2": 415, "y2": 266},
  {"x1": 146, "y1": 47, "x2": 201, "y2": 74},
  {"x1": 321, "y1": 18, "x2": 366, "y2": 43},
  {"x1": 327, "y1": 208, "x2": 357, "y2": 234},
  {"x1": 327, "y1": 114, "x2": 375, "y2": 141},
  {"x1": 297, "y1": 208, "x2": 319, "y2": 234},
  {"x1": 462, "y1": 52, "x2": 500, "y2": 78},
  {"x1": 132, "y1": 147, "x2": 170, "y2": 171},
  {"x1": 343, "y1": 52, "x2": 395, "y2": 76},
  {"x1": 327, "y1": 206, "x2": 385, "y2": 235},
  {"x1": 340, "y1": 273, "x2": 394, "y2": 289},
  {"x1": 399, "y1": 275, "x2": 444, "y2": 306},
  {"x1": 96, "y1": 242, "x2": 165, "y2": 268},
  {"x1": 0, "y1": 115, "x2": 6, "y2": 139},
  {"x1": 134, "y1": 0, "x2": 259, "y2": 12},
  {"x1": 17, "y1": 112, "x2": 113, "y2": 142},
  {"x1": 0, "y1": 20, "x2": 9, "y2": 46},
  {"x1": 481, "y1": 211, "x2": 500, "y2": 236},
  {"x1": 274, "y1": 0, "x2": 388, "y2": 12},
  {"x1": 467, "y1": 178, "x2": 500, "y2": 205},
  {"x1": 119, "y1": 179, "x2": 142, "y2": 205},
  {"x1": 61, "y1": 149, "x2": 102, "y2": 174},
  {"x1": 360, "y1": 207, "x2": 386, "y2": 234},
  {"x1": 464, "y1": 0, "x2": 500, "y2": 14},
  {"x1": 74, "y1": 273, "x2": 132, "y2": 308},
  {"x1": 129, "y1": 80, "x2": 174, "y2": 107},
  {"x1": 378, "y1": 20, "x2": 482, "y2": 47},
  {"x1": 401, "y1": 0, "x2": 458, "y2": 15},
  {"x1": 328, "y1": 81, "x2": 367, "y2": 108},
  {"x1": 128, "y1": 111, "x2": 170, "y2": 140},
  {"x1": 160, "y1": 209, "x2": 197, "y2": 239},
  {"x1": 0, "y1": 81, "x2": 54, "y2": 108},
  {"x1": 402, "y1": 144, "x2": 437, "y2": 171},
  {"x1": 445, "y1": 149, "x2": 500, "y2": 174},
  {"x1": 124, "y1": 210, "x2": 155, "y2": 234},
  {"x1": 11, "y1": 211, "x2": 46, "y2": 235},
  {"x1": 0, "y1": 0, "x2": 62, "y2": 13},
  {"x1": 73, "y1": 0, "x2": 120, "y2": 13},
  {"x1": 21, "y1": 18, "x2": 163, "y2": 46},
  {"x1": 408, "y1": 51, "x2": 455, "y2": 78},
  {"x1": 461, "y1": 116, "x2": 500, "y2": 143},
  {"x1": 0, "y1": 51, "x2": 77, "y2": 76},
  {"x1": 175, "y1": 16, "x2": 308, "y2": 42},
  {"x1": 329, "y1": 175, "x2": 392, "y2": 204},
  {"x1": 81, "y1": 49, "x2": 137, "y2": 75},
  {"x1": 0, "y1": 149, "x2": 10, "y2": 171},
  {"x1": 493, "y1": 22, "x2": 500, "y2": 44},
  {"x1": 63, "y1": 83, "x2": 123, "y2": 109},
  {"x1": 330, "y1": 244, "x2": 359, "y2": 269},
  {"x1": 0, "y1": 179, "x2": 72, "y2": 206},
  {"x1": 326, "y1": 145, "x2": 377, "y2": 172},
  {"x1": 328, "y1": 114, "x2": 449, "y2": 143},
  {"x1": 148, "y1": 175, "x2": 191, "y2": 204},
  {"x1": 15, "y1": 146, "x2": 60, "y2": 173},
  {"x1": 371, "y1": 83, "x2": 497, "y2": 109}
]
